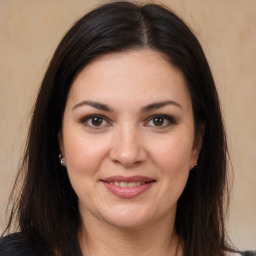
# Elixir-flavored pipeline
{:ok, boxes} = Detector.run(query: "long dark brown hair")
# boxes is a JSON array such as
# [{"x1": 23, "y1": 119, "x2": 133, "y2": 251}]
[{"x1": 3, "y1": 1, "x2": 233, "y2": 255}]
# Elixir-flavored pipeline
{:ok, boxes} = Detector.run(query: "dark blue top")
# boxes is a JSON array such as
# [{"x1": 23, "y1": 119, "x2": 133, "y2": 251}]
[
  {"x1": 0, "y1": 233, "x2": 43, "y2": 256},
  {"x1": 0, "y1": 233, "x2": 255, "y2": 256}
]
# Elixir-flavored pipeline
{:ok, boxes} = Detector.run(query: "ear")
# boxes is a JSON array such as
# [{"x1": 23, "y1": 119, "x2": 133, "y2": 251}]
[
  {"x1": 58, "y1": 131, "x2": 65, "y2": 157},
  {"x1": 190, "y1": 124, "x2": 204, "y2": 169}
]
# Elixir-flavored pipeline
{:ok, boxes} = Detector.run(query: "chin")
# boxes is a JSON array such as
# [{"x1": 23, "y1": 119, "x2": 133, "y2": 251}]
[
  {"x1": 98, "y1": 204, "x2": 157, "y2": 229},
  {"x1": 105, "y1": 216, "x2": 152, "y2": 230}
]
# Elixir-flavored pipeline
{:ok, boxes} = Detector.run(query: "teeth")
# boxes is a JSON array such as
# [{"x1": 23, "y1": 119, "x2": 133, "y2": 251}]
[
  {"x1": 128, "y1": 182, "x2": 136, "y2": 188},
  {"x1": 108, "y1": 181, "x2": 147, "y2": 187},
  {"x1": 120, "y1": 182, "x2": 127, "y2": 188}
]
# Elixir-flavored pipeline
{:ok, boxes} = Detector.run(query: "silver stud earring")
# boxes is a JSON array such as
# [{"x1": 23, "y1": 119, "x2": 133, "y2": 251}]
[
  {"x1": 59, "y1": 154, "x2": 66, "y2": 166},
  {"x1": 193, "y1": 160, "x2": 197, "y2": 167}
]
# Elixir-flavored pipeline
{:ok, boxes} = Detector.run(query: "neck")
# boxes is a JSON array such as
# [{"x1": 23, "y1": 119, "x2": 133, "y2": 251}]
[{"x1": 78, "y1": 211, "x2": 182, "y2": 256}]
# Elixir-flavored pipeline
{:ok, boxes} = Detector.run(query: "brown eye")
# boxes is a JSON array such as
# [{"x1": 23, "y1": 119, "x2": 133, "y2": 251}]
[
  {"x1": 91, "y1": 116, "x2": 103, "y2": 126},
  {"x1": 153, "y1": 117, "x2": 164, "y2": 126},
  {"x1": 146, "y1": 114, "x2": 176, "y2": 128},
  {"x1": 82, "y1": 115, "x2": 109, "y2": 128}
]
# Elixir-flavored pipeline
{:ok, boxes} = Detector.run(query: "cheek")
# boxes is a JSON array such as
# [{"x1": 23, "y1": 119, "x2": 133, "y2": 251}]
[
  {"x1": 62, "y1": 128, "x2": 109, "y2": 177},
  {"x1": 151, "y1": 136, "x2": 192, "y2": 194},
  {"x1": 151, "y1": 136, "x2": 193, "y2": 172},
  {"x1": 62, "y1": 132, "x2": 109, "y2": 201},
  {"x1": 152, "y1": 138, "x2": 192, "y2": 207}
]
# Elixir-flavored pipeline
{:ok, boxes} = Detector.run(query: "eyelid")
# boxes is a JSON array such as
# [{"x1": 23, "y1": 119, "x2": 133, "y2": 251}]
[
  {"x1": 144, "y1": 114, "x2": 177, "y2": 128},
  {"x1": 80, "y1": 114, "x2": 112, "y2": 128},
  {"x1": 80, "y1": 114, "x2": 108, "y2": 122},
  {"x1": 79, "y1": 113, "x2": 177, "y2": 129}
]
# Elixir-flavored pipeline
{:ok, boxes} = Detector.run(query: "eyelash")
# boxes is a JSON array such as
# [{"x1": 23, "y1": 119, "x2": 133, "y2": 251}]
[
  {"x1": 80, "y1": 114, "x2": 176, "y2": 129},
  {"x1": 145, "y1": 114, "x2": 177, "y2": 128},
  {"x1": 80, "y1": 114, "x2": 110, "y2": 129}
]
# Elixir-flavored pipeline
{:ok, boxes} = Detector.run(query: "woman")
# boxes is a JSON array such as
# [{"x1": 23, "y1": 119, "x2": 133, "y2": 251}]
[{"x1": 0, "y1": 1, "x2": 254, "y2": 256}]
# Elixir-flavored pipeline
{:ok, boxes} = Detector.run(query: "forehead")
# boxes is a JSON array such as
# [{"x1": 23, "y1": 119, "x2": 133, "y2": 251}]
[{"x1": 67, "y1": 49, "x2": 191, "y2": 109}]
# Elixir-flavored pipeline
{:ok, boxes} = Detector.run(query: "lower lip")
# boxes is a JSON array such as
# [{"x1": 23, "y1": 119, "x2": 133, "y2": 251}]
[{"x1": 102, "y1": 182, "x2": 154, "y2": 199}]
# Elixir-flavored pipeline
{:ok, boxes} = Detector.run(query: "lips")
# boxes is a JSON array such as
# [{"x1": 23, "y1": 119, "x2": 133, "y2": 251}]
[
  {"x1": 102, "y1": 175, "x2": 154, "y2": 182},
  {"x1": 101, "y1": 176, "x2": 155, "y2": 198},
  {"x1": 106, "y1": 181, "x2": 147, "y2": 188}
]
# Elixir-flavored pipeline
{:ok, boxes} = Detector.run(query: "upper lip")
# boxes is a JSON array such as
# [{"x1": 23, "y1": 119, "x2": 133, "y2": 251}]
[{"x1": 101, "y1": 175, "x2": 155, "y2": 183}]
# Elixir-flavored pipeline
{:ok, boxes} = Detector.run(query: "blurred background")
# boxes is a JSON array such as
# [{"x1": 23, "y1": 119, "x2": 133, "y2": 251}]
[{"x1": 0, "y1": 0, "x2": 255, "y2": 250}]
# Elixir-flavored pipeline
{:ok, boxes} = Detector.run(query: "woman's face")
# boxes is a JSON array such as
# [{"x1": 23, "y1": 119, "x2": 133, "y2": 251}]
[{"x1": 59, "y1": 49, "x2": 200, "y2": 229}]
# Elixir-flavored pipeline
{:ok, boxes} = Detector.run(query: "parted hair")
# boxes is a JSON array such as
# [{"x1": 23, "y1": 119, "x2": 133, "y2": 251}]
[{"x1": 4, "y1": 1, "x2": 233, "y2": 255}]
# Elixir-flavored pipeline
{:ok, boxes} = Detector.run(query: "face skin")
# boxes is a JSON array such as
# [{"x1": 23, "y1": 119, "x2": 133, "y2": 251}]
[{"x1": 59, "y1": 49, "x2": 201, "y2": 241}]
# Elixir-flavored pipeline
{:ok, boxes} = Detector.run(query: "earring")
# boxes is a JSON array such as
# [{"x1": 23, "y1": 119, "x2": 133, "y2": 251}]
[
  {"x1": 59, "y1": 154, "x2": 66, "y2": 166},
  {"x1": 193, "y1": 160, "x2": 197, "y2": 167}
]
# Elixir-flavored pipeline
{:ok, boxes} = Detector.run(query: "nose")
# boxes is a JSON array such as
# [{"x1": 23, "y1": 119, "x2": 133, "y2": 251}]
[{"x1": 109, "y1": 125, "x2": 147, "y2": 167}]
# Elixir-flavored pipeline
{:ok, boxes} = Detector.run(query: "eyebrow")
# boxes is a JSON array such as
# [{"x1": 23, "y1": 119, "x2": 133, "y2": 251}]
[
  {"x1": 72, "y1": 100, "x2": 182, "y2": 112},
  {"x1": 72, "y1": 101, "x2": 114, "y2": 112},
  {"x1": 141, "y1": 100, "x2": 182, "y2": 112}
]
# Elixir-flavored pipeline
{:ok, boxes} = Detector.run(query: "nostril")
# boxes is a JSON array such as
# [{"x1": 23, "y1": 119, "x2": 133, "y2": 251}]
[{"x1": 108, "y1": 136, "x2": 148, "y2": 167}]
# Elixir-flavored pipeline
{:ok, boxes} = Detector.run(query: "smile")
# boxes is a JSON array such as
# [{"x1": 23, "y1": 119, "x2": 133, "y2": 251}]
[
  {"x1": 101, "y1": 176, "x2": 155, "y2": 198},
  {"x1": 107, "y1": 181, "x2": 147, "y2": 188}
]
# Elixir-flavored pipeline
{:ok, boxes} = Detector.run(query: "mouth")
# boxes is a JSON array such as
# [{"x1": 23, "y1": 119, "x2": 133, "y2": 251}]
[
  {"x1": 103, "y1": 181, "x2": 152, "y2": 188},
  {"x1": 101, "y1": 175, "x2": 155, "y2": 186},
  {"x1": 100, "y1": 176, "x2": 156, "y2": 198}
]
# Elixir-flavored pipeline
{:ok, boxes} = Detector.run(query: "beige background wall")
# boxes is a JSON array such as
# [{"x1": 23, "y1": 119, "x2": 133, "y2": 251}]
[{"x1": 0, "y1": 0, "x2": 255, "y2": 250}]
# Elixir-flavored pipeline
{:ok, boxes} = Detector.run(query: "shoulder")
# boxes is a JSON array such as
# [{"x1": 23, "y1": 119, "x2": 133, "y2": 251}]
[
  {"x1": 240, "y1": 251, "x2": 256, "y2": 256},
  {"x1": 0, "y1": 233, "x2": 42, "y2": 256},
  {"x1": 230, "y1": 251, "x2": 256, "y2": 256}
]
